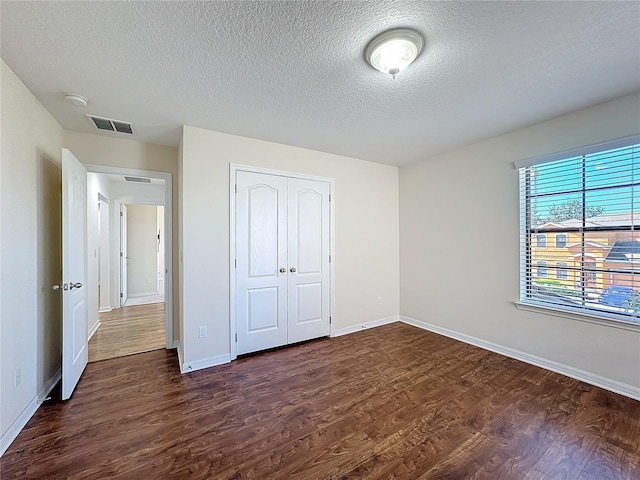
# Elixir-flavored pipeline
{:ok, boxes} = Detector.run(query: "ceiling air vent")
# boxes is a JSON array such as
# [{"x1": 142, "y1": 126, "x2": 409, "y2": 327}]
[
  {"x1": 85, "y1": 114, "x2": 134, "y2": 135},
  {"x1": 124, "y1": 176, "x2": 151, "y2": 183}
]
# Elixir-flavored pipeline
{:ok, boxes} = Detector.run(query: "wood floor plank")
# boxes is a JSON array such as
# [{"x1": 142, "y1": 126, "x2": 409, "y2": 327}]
[
  {"x1": 89, "y1": 302, "x2": 165, "y2": 362},
  {"x1": 2, "y1": 322, "x2": 639, "y2": 479}
]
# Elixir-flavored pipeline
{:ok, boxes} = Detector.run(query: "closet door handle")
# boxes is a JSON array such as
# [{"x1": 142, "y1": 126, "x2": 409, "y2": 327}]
[
  {"x1": 279, "y1": 268, "x2": 286, "y2": 273},
  {"x1": 289, "y1": 267, "x2": 296, "y2": 273}
]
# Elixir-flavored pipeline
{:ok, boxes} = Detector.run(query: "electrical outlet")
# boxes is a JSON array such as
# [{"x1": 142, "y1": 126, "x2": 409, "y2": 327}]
[
  {"x1": 14, "y1": 368, "x2": 21, "y2": 387},
  {"x1": 198, "y1": 326, "x2": 207, "y2": 339},
  {"x1": 377, "y1": 296, "x2": 383, "y2": 305}
]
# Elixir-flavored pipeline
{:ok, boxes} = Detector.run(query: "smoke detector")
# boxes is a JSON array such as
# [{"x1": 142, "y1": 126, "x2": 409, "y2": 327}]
[{"x1": 64, "y1": 93, "x2": 88, "y2": 107}]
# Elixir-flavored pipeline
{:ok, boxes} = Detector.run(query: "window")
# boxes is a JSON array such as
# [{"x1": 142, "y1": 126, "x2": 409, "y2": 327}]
[
  {"x1": 536, "y1": 261, "x2": 548, "y2": 278},
  {"x1": 536, "y1": 234, "x2": 547, "y2": 248},
  {"x1": 556, "y1": 262, "x2": 568, "y2": 280},
  {"x1": 518, "y1": 136, "x2": 640, "y2": 326}
]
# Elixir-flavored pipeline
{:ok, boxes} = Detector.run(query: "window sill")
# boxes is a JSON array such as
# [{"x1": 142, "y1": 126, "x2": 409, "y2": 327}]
[{"x1": 514, "y1": 301, "x2": 640, "y2": 333}]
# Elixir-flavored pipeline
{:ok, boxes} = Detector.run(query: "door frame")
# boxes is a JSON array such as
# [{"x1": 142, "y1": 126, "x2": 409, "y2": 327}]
[
  {"x1": 229, "y1": 164, "x2": 336, "y2": 361},
  {"x1": 85, "y1": 164, "x2": 174, "y2": 350},
  {"x1": 97, "y1": 195, "x2": 111, "y2": 313},
  {"x1": 119, "y1": 203, "x2": 128, "y2": 306}
]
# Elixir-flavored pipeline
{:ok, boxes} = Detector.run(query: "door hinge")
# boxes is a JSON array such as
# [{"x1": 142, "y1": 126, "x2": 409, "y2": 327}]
[
  {"x1": 329, "y1": 316, "x2": 332, "y2": 324},
  {"x1": 235, "y1": 184, "x2": 237, "y2": 194},
  {"x1": 235, "y1": 333, "x2": 238, "y2": 342},
  {"x1": 120, "y1": 252, "x2": 123, "y2": 257},
  {"x1": 329, "y1": 255, "x2": 331, "y2": 263},
  {"x1": 120, "y1": 293, "x2": 123, "y2": 298},
  {"x1": 235, "y1": 259, "x2": 237, "y2": 268},
  {"x1": 165, "y1": 268, "x2": 168, "y2": 274},
  {"x1": 120, "y1": 211, "x2": 123, "y2": 217},
  {"x1": 329, "y1": 194, "x2": 331, "y2": 202}
]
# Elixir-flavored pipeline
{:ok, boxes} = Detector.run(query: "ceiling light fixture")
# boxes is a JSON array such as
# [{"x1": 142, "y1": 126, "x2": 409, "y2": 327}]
[
  {"x1": 365, "y1": 28, "x2": 424, "y2": 79},
  {"x1": 64, "y1": 93, "x2": 88, "y2": 107}
]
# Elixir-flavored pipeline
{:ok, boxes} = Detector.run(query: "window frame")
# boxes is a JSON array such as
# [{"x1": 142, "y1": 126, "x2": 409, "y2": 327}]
[
  {"x1": 536, "y1": 234, "x2": 547, "y2": 248},
  {"x1": 556, "y1": 262, "x2": 569, "y2": 280},
  {"x1": 555, "y1": 234, "x2": 567, "y2": 248},
  {"x1": 516, "y1": 134, "x2": 640, "y2": 332},
  {"x1": 536, "y1": 261, "x2": 548, "y2": 278}
]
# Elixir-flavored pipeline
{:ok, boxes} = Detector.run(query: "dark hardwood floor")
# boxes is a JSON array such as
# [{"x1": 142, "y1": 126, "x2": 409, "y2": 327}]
[{"x1": 2, "y1": 323, "x2": 639, "y2": 479}]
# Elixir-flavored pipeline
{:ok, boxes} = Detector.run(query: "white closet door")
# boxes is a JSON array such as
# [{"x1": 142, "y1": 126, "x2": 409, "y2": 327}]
[
  {"x1": 236, "y1": 171, "x2": 288, "y2": 355},
  {"x1": 287, "y1": 178, "x2": 330, "y2": 343}
]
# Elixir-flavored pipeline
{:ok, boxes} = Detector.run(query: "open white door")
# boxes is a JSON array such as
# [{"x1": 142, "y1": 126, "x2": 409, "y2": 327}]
[
  {"x1": 120, "y1": 204, "x2": 128, "y2": 306},
  {"x1": 61, "y1": 149, "x2": 88, "y2": 400}
]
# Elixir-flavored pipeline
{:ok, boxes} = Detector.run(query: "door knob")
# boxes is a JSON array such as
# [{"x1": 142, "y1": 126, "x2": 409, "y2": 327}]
[
  {"x1": 279, "y1": 268, "x2": 286, "y2": 273},
  {"x1": 69, "y1": 282, "x2": 83, "y2": 290},
  {"x1": 290, "y1": 267, "x2": 296, "y2": 273},
  {"x1": 52, "y1": 283, "x2": 68, "y2": 291}
]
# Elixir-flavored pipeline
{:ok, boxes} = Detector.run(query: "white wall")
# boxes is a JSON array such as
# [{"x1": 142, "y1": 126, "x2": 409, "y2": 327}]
[
  {"x1": 0, "y1": 60, "x2": 64, "y2": 453},
  {"x1": 63, "y1": 132, "x2": 178, "y2": 341},
  {"x1": 126, "y1": 204, "x2": 159, "y2": 295},
  {"x1": 110, "y1": 180, "x2": 165, "y2": 205},
  {"x1": 87, "y1": 173, "x2": 112, "y2": 334},
  {"x1": 180, "y1": 126, "x2": 400, "y2": 368},
  {"x1": 399, "y1": 92, "x2": 640, "y2": 393}
]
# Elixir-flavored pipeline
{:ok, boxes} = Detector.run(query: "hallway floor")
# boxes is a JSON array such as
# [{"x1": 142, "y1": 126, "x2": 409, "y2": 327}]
[{"x1": 88, "y1": 302, "x2": 165, "y2": 362}]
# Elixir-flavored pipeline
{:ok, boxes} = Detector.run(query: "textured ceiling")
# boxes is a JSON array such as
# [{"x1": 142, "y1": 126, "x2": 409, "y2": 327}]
[{"x1": 2, "y1": 1, "x2": 639, "y2": 166}]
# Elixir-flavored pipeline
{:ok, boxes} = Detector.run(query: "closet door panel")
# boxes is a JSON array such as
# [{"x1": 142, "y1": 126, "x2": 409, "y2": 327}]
[
  {"x1": 236, "y1": 171, "x2": 288, "y2": 355},
  {"x1": 287, "y1": 178, "x2": 330, "y2": 343}
]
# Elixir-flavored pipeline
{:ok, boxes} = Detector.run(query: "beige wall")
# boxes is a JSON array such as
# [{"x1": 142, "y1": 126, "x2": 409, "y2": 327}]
[
  {"x1": 63, "y1": 131, "x2": 179, "y2": 341},
  {"x1": 399, "y1": 92, "x2": 640, "y2": 390},
  {"x1": 1, "y1": 60, "x2": 63, "y2": 447},
  {"x1": 126, "y1": 204, "x2": 159, "y2": 295},
  {"x1": 180, "y1": 126, "x2": 400, "y2": 366}
]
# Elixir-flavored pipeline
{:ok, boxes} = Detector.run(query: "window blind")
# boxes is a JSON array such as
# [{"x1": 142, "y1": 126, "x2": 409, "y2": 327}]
[{"x1": 518, "y1": 137, "x2": 640, "y2": 325}]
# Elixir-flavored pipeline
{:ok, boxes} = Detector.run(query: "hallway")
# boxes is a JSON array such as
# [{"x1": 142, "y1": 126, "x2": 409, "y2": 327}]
[{"x1": 88, "y1": 303, "x2": 165, "y2": 362}]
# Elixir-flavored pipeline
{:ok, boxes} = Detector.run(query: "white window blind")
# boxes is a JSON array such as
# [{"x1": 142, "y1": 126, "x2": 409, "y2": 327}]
[{"x1": 518, "y1": 137, "x2": 640, "y2": 326}]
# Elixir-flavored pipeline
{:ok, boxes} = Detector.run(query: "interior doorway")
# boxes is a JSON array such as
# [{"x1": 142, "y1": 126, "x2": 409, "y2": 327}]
[
  {"x1": 120, "y1": 204, "x2": 165, "y2": 307},
  {"x1": 84, "y1": 166, "x2": 173, "y2": 362}
]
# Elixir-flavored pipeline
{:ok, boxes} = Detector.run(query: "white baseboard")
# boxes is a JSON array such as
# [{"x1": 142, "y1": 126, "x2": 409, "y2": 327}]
[
  {"x1": 97, "y1": 307, "x2": 112, "y2": 313},
  {"x1": 88, "y1": 321, "x2": 101, "y2": 340},
  {"x1": 171, "y1": 340, "x2": 179, "y2": 349},
  {"x1": 400, "y1": 315, "x2": 640, "y2": 401},
  {"x1": 333, "y1": 315, "x2": 399, "y2": 337},
  {"x1": 128, "y1": 291, "x2": 158, "y2": 298},
  {"x1": 180, "y1": 353, "x2": 230, "y2": 374},
  {"x1": 1, "y1": 368, "x2": 61, "y2": 457}
]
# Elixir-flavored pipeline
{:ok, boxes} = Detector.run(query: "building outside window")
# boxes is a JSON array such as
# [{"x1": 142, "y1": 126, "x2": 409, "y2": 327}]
[
  {"x1": 536, "y1": 234, "x2": 547, "y2": 248},
  {"x1": 556, "y1": 262, "x2": 568, "y2": 280},
  {"x1": 518, "y1": 137, "x2": 640, "y2": 326},
  {"x1": 555, "y1": 234, "x2": 567, "y2": 248},
  {"x1": 536, "y1": 261, "x2": 548, "y2": 278}
]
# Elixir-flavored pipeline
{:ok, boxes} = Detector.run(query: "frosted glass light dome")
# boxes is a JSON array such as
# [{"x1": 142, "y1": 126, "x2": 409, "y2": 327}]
[{"x1": 365, "y1": 28, "x2": 424, "y2": 79}]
